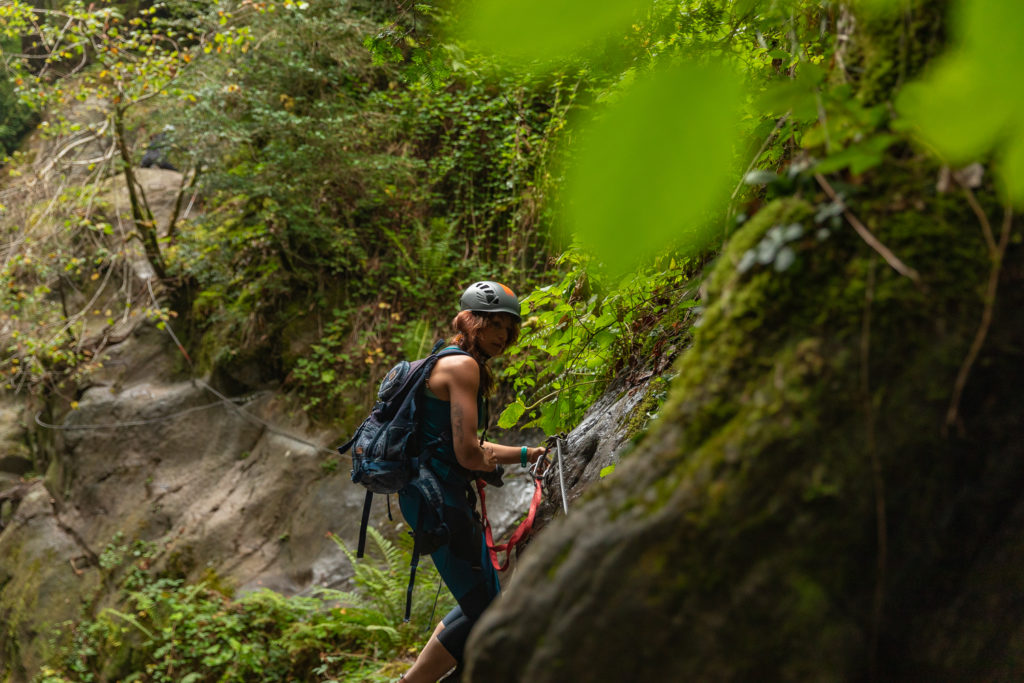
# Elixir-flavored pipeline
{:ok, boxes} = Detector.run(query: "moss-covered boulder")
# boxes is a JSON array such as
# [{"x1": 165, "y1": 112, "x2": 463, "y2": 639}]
[{"x1": 466, "y1": 173, "x2": 1024, "y2": 679}]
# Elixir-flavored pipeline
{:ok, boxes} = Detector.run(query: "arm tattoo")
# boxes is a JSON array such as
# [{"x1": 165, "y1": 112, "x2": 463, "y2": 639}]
[{"x1": 451, "y1": 402, "x2": 465, "y2": 441}]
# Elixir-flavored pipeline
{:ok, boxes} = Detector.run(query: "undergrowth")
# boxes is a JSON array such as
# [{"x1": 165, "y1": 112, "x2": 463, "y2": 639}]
[{"x1": 39, "y1": 527, "x2": 452, "y2": 682}]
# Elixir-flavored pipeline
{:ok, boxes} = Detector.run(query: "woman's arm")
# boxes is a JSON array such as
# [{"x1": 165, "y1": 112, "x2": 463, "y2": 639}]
[{"x1": 481, "y1": 441, "x2": 547, "y2": 466}]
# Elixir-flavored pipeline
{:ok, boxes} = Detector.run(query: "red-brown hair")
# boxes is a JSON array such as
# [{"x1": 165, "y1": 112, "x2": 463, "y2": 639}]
[{"x1": 451, "y1": 310, "x2": 520, "y2": 396}]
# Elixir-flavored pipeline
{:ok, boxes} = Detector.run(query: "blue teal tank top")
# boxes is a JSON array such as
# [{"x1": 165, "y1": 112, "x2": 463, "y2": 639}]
[{"x1": 419, "y1": 347, "x2": 486, "y2": 482}]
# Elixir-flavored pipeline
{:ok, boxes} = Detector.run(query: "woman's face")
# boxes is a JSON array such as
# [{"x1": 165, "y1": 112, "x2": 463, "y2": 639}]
[{"x1": 478, "y1": 313, "x2": 519, "y2": 357}]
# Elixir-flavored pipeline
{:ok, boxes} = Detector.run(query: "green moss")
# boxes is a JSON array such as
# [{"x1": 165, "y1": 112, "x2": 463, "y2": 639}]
[
  {"x1": 622, "y1": 376, "x2": 670, "y2": 441},
  {"x1": 850, "y1": 0, "x2": 951, "y2": 105},
  {"x1": 198, "y1": 567, "x2": 236, "y2": 599},
  {"x1": 585, "y1": 157, "x2": 1001, "y2": 675}
]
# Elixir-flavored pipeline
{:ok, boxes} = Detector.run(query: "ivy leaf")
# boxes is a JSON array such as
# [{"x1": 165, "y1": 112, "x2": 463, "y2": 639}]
[
  {"x1": 539, "y1": 400, "x2": 562, "y2": 435},
  {"x1": 497, "y1": 400, "x2": 526, "y2": 429},
  {"x1": 458, "y1": 0, "x2": 651, "y2": 63},
  {"x1": 565, "y1": 62, "x2": 743, "y2": 273}
]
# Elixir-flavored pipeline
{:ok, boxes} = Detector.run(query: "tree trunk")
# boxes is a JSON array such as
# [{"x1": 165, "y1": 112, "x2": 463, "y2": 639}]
[{"x1": 113, "y1": 107, "x2": 166, "y2": 280}]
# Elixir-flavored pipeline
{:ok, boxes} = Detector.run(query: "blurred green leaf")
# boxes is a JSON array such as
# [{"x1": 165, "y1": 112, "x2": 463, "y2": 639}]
[
  {"x1": 758, "y1": 64, "x2": 825, "y2": 122},
  {"x1": 897, "y1": 1, "x2": 1024, "y2": 204},
  {"x1": 565, "y1": 62, "x2": 742, "y2": 272},
  {"x1": 814, "y1": 134, "x2": 897, "y2": 175},
  {"x1": 459, "y1": 0, "x2": 652, "y2": 62},
  {"x1": 898, "y1": 56, "x2": 1005, "y2": 162}
]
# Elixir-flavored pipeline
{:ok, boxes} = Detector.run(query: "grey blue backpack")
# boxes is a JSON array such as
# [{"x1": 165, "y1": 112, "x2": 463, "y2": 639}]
[{"x1": 338, "y1": 341, "x2": 468, "y2": 556}]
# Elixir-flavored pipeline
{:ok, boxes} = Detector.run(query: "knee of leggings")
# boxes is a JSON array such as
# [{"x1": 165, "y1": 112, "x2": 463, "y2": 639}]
[{"x1": 436, "y1": 613, "x2": 472, "y2": 663}]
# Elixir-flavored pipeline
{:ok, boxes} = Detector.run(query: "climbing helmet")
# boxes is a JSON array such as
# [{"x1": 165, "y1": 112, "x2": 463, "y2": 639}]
[{"x1": 459, "y1": 281, "x2": 521, "y2": 321}]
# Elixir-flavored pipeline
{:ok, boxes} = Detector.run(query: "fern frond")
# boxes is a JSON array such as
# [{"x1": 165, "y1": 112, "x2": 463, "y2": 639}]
[{"x1": 366, "y1": 525, "x2": 405, "y2": 578}]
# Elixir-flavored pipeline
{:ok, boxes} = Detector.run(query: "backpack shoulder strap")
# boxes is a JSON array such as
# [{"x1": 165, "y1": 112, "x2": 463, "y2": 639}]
[{"x1": 436, "y1": 347, "x2": 470, "y2": 359}]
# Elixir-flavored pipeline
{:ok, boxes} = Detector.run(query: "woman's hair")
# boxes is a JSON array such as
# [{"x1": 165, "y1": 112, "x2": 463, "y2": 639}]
[{"x1": 451, "y1": 310, "x2": 520, "y2": 396}]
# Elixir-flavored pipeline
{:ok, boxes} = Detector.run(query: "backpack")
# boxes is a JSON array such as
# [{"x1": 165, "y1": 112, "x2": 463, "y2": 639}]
[{"x1": 337, "y1": 340, "x2": 471, "y2": 618}]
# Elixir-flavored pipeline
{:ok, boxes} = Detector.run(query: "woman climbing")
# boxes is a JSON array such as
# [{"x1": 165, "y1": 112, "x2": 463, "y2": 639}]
[{"x1": 398, "y1": 281, "x2": 547, "y2": 682}]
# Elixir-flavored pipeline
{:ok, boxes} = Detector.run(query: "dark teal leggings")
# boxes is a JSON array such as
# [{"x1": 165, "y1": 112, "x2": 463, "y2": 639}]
[{"x1": 398, "y1": 475, "x2": 501, "y2": 663}]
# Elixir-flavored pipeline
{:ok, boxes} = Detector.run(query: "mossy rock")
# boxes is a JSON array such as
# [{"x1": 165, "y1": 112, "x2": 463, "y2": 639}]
[{"x1": 465, "y1": 168, "x2": 1023, "y2": 680}]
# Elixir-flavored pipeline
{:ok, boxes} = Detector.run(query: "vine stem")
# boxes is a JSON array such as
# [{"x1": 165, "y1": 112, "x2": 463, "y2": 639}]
[
  {"x1": 815, "y1": 173, "x2": 921, "y2": 283},
  {"x1": 522, "y1": 379, "x2": 606, "y2": 412},
  {"x1": 944, "y1": 205, "x2": 1014, "y2": 433},
  {"x1": 726, "y1": 113, "x2": 790, "y2": 231},
  {"x1": 962, "y1": 185, "x2": 997, "y2": 255},
  {"x1": 731, "y1": 113, "x2": 791, "y2": 202}
]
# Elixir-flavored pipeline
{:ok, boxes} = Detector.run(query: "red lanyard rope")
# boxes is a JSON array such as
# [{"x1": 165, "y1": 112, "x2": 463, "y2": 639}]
[{"x1": 475, "y1": 475, "x2": 544, "y2": 572}]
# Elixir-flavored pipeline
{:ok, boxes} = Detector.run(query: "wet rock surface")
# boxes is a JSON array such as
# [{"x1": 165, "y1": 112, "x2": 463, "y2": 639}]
[{"x1": 532, "y1": 378, "x2": 658, "y2": 532}]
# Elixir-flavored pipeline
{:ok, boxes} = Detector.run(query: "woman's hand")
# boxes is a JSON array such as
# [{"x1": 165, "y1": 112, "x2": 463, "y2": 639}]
[
  {"x1": 482, "y1": 445, "x2": 499, "y2": 471},
  {"x1": 526, "y1": 446, "x2": 547, "y2": 464}
]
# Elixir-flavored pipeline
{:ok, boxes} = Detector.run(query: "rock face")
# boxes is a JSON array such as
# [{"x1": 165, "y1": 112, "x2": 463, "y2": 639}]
[
  {"x1": 0, "y1": 322, "x2": 368, "y2": 680},
  {"x1": 466, "y1": 185, "x2": 1024, "y2": 681},
  {"x1": 0, "y1": 316, "x2": 553, "y2": 680},
  {"x1": 528, "y1": 376, "x2": 662, "y2": 535},
  {"x1": 0, "y1": 481, "x2": 103, "y2": 677}
]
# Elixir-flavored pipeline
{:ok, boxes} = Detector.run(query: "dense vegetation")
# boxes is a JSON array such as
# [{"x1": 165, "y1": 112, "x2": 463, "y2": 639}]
[
  {"x1": 1, "y1": 0, "x2": 1020, "y2": 678},
  {"x1": 39, "y1": 528, "x2": 453, "y2": 682}
]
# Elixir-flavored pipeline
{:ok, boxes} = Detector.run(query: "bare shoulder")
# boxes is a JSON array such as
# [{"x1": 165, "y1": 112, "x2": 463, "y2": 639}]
[
  {"x1": 436, "y1": 353, "x2": 478, "y2": 375},
  {"x1": 434, "y1": 353, "x2": 479, "y2": 389}
]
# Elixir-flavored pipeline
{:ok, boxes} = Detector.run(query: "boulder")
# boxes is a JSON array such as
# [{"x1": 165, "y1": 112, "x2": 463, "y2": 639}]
[{"x1": 466, "y1": 185, "x2": 1024, "y2": 681}]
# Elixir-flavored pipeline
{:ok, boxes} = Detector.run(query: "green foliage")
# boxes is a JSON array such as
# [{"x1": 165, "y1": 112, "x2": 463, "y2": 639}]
[
  {"x1": 0, "y1": 73, "x2": 34, "y2": 155},
  {"x1": 0, "y1": 181, "x2": 179, "y2": 396},
  {"x1": 43, "y1": 528, "x2": 451, "y2": 682},
  {"x1": 330, "y1": 526, "x2": 455, "y2": 634},
  {"x1": 459, "y1": 0, "x2": 650, "y2": 63},
  {"x1": 165, "y1": 4, "x2": 569, "y2": 414},
  {"x1": 897, "y1": 1, "x2": 1024, "y2": 203},
  {"x1": 498, "y1": 245, "x2": 699, "y2": 435},
  {"x1": 448, "y1": 0, "x2": 855, "y2": 276}
]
